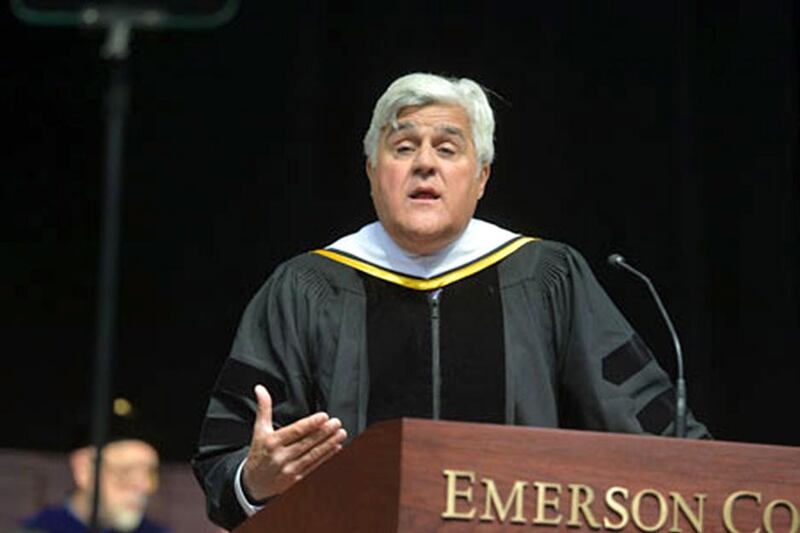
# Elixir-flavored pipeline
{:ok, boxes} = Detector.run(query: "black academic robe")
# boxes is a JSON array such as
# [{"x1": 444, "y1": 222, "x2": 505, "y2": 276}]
[
  {"x1": 192, "y1": 238, "x2": 710, "y2": 530},
  {"x1": 21, "y1": 505, "x2": 169, "y2": 533}
]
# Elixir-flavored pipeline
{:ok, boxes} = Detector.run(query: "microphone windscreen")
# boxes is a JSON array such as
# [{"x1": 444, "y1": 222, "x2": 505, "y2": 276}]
[{"x1": 607, "y1": 253, "x2": 625, "y2": 267}]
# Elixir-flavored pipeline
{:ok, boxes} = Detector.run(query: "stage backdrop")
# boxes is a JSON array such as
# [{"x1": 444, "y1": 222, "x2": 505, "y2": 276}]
[{"x1": 1, "y1": 1, "x2": 797, "y2": 460}]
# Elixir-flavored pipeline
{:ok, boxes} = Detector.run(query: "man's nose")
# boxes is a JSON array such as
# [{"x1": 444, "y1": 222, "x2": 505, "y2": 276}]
[
  {"x1": 127, "y1": 477, "x2": 158, "y2": 498},
  {"x1": 112, "y1": 467, "x2": 159, "y2": 493},
  {"x1": 412, "y1": 144, "x2": 437, "y2": 178}
]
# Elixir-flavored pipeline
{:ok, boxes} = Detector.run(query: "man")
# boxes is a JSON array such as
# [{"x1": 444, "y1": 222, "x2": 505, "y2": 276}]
[
  {"x1": 192, "y1": 73, "x2": 710, "y2": 530},
  {"x1": 22, "y1": 439, "x2": 169, "y2": 533}
]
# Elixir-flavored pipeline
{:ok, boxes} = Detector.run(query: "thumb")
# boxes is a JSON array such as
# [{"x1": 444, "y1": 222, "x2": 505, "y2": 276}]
[{"x1": 253, "y1": 384, "x2": 274, "y2": 433}]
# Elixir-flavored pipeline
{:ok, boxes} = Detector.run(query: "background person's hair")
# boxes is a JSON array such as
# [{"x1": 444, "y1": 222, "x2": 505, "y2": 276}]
[
  {"x1": 363, "y1": 73, "x2": 496, "y2": 168},
  {"x1": 67, "y1": 402, "x2": 161, "y2": 452}
]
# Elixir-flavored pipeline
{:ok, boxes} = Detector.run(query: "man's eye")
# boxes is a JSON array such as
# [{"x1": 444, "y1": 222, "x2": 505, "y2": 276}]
[
  {"x1": 437, "y1": 146, "x2": 457, "y2": 156},
  {"x1": 395, "y1": 145, "x2": 415, "y2": 155}
]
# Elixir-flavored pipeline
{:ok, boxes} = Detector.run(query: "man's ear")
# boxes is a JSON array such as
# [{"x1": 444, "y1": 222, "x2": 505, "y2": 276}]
[
  {"x1": 476, "y1": 164, "x2": 491, "y2": 199},
  {"x1": 365, "y1": 158, "x2": 374, "y2": 181},
  {"x1": 70, "y1": 447, "x2": 94, "y2": 491},
  {"x1": 365, "y1": 158, "x2": 376, "y2": 197}
]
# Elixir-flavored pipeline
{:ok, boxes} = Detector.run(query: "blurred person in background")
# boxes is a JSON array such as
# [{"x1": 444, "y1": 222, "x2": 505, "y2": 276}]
[
  {"x1": 20, "y1": 403, "x2": 171, "y2": 533},
  {"x1": 21, "y1": 438, "x2": 169, "y2": 533}
]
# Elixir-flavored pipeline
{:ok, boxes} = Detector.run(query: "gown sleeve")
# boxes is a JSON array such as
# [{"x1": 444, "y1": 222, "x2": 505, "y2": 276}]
[
  {"x1": 191, "y1": 258, "x2": 331, "y2": 530},
  {"x1": 546, "y1": 245, "x2": 710, "y2": 438}
]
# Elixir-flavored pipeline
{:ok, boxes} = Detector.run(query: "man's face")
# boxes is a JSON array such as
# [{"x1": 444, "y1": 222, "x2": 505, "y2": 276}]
[
  {"x1": 98, "y1": 440, "x2": 159, "y2": 532},
  {"x1": 367, "y1": 104, "x2": 490, "y2": 255}
]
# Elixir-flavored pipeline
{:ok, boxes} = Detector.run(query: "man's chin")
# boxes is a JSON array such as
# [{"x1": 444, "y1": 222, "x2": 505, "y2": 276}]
[
  {"x1": 106, "y1": 509, "x2": 145, "y2": 532},
  {"x1": 394, "y1": 225, "x2": 461, "y2": 255}
]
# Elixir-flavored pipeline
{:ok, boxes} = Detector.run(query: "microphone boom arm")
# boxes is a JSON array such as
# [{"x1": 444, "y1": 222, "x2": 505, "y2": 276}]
[{"x1": 608, "y1": 254, "x2": 688, "y2": 438}]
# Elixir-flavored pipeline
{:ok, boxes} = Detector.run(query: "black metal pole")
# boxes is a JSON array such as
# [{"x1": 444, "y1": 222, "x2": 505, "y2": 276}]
[{"x1": 88, "y1": 22, "x2": 130, "y2": 533}]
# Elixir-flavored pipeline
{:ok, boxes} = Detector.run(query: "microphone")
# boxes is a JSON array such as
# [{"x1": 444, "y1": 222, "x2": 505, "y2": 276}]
[{"x1": 607, "y1": 253, "x2": 688, "y2": 438}]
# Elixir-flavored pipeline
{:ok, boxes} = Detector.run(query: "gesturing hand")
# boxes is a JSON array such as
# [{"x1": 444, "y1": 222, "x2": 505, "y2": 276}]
[{"x1": 241, "y1": 384, "x2": 347, "y2": 502}]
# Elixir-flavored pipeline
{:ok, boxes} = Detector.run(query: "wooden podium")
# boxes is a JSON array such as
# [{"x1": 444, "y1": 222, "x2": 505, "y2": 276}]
[{"x1": 234, "y1": 419, "x2": 800, "y2": 532}]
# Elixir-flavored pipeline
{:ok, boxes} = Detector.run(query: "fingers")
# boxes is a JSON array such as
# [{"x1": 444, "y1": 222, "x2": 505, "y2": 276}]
[
  {"x1": 252, "y1": 384, "x2": 331, "y2": 444},
  {"x1": 251, "y1": 384, "x2": 343, "y2": 454},
  {"x1": 292, "y1": 425, "x2": 347, "y2": 479},
  {"x1": 270, "y1": 425, "x2": 347, "y2": 488},
  {"x1": 244, "y1": 395, "x2": 348, "y2": 500},
  {"x1": 279, "y1": 417, "x2": 345, "y2": 463},
  {"x1": 270, "y1": 411, "x2": 330, "y2": 447},
  {"x1": 253, "y1": 384, "x2": 274, "y2": 434}
]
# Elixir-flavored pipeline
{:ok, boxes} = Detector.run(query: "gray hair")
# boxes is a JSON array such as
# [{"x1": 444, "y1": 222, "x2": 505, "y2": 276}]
[{"x1": 363, "y1": 73, "x2": 495, "y2": 167}]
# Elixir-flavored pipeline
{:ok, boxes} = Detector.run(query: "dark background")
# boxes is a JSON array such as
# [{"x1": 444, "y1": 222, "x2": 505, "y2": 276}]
[{"x1": 2, "y1": 1, "x2": 797, "y2": 461}]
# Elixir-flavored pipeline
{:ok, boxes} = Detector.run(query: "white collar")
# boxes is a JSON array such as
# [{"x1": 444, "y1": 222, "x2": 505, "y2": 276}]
[{"x1": 325, "y1": 219, "x2": 520, "y2": 279}]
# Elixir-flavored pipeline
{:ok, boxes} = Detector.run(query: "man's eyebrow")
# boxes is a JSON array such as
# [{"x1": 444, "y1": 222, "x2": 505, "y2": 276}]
[
  {"x1": 439, "y1": 125, "x2": 466, "y2": 139},
  {"x1": 387, "y1": 121, "x2": 467, "y2": 140},
  {"x1": 389, "y1": 121, "x2": 416, "y2": 134}
]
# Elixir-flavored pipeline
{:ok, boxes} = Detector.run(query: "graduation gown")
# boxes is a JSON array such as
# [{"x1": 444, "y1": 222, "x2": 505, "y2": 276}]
[
  {"x1": 21, "y1": 505, "x2": 169, "y2": 533},
  {"x1": 192, "y1": 222, "x2": 710, "y2": 530}
]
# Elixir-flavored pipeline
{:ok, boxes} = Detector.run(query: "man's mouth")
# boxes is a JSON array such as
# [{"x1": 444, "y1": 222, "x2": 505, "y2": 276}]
[
  {"x1": 122, "y1": 499, "x2": 147, "y2": 512},
  {"x1": 409, "y1": 188, "x2": 441, "y2": 200}
]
